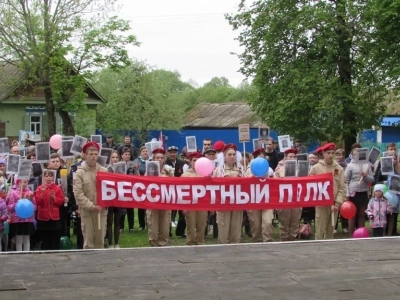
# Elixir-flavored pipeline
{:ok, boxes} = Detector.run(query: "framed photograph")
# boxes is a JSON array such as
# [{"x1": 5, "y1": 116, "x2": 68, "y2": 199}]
[
  {"x1": 296, "y1": 153, "x2": 308, "y2": 161},
  {"x1": 62, "y1": 136, "x2": 74, "y2": 140},
  {"x1": 32, "y1": 162, "x2": 43, "y2": 177},
  {"x1": 186, "y1": 136, "x2": 197, "y2": 153},
  {"x1": 61, "y1": 140, "x2": 74, "y2": 158},
  {"x1": 97, "y1": 155, "x2": 107, "y2": 167},
  {"x1": 112, "y1": 162, "x2": 126, "y2": 174},
  {"x1": 146, "y1": 160, "x2": 160, "y2": 176},
  {"x1": 27, "y1": 184, "x2": 35, "y2": 192},
  {"x1": 90, "y1": 135, "x2": 102, "y2": 149},
  {"x1": 258, "y1": 126, "x2": 269, "y2": 142},
  {"x1": 100, "y1": 148, "x2": 113, "y2": 165},
  {"x1": 355, "y1": 148, "x2": 369, "y2": 164},
  {"x1": 383, "y1": 151, "x2": 395, "y2": 158},
  {"x1": 252, "y1": 139, "x2": 264, "y2": 152},
  {"x1": 0, "y1": 138, "x2": 9, "y2": 156},
  {"x1": 238, "y1": 124, "x2": 250, "y2": 143},
  {"x1": 145, "y1": 141, "x2": 162, "y2": 157},
  {"x1": 107, "y1": 165, "x2": 114, "y2": 173},
  {"x1": 42, "y1": 169, "x2": 57, "y2": 184},
  {"x1": 278, "y1": 135, "x2": 291, "y2": 152},
  {"x1": 297, "y1": 160, "x2": 310, "y2": 177},
  {"x1": 367, "y1": 147, "x2": 381, "y2": 166},
  {"x1": 381, "y1": 157, "x2": 394, "y2": 175},
  {"x1": 389, "y1": 175, "x2": 400, "y2": 194},
  {"x1": 284, "y1": 160, "x2": 297, "y2": 178},
  {"x1": 126, "y1": 161, "x2": 139, "y2": 175},
  {"x1": 17, "y1": 159, "x2": 32, "y2": 180},
  {"x1": 6, "y1": 154, "x2": 20, "y2": 174},
  {"x1": 35, "y1": 142, "x2": 51, "y2": 163},
  {"x1": 19, "y1": 130, "x2": 34, "y2": 143},
  {"x1": 71, "y1": 135, "x2": 88, "y2": 154}
]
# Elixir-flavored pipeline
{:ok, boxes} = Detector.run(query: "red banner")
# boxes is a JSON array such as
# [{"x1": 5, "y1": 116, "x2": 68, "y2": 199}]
[{"x1": 96, "y1": 172, "x2": 334, "y2": 210}]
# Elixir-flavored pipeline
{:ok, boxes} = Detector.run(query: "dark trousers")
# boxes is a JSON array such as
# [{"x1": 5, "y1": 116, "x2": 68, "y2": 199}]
[
  {"x1": 138, "y1": 209, "x2": 146, "y2": 228},
  {"x1": 302, "y1": 207, "x2": 315, "y2": 225},
  {"x1": 107, "y1": 207, "x2": 121, "y2": 245},
  {"x1": 75, "y1": 217, "x2": 84, "y2": 249},
  {"x1": 59, "y1": 206, "x2": 68, "y2": 237},
  {"x1": 209, "y1": 213, "x2": 218, "y2": 239},
  {"x1": 40, "y1": 230, "x2": 61, "y2": 250},
  {"x1": 120, "y1": 208, "x2": 134, "y2": 230},
  {"x1": 175, "y1": 210, "x2": 186, "y2": 236},
  {"x1": 372, "y1": 227, "x2": 385, "y2": 237},
  {"x1": 171, "y1": 210, "x2": 177, "y2": 222},
  {"x1": 385, "y1": 213, "x2": 398, "y2": 236}
]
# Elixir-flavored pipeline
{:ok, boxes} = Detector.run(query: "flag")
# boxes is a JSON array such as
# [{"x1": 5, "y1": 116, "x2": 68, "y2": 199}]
[{"x1": 158, "y1": 131, "x2": 164, "y2": 149}]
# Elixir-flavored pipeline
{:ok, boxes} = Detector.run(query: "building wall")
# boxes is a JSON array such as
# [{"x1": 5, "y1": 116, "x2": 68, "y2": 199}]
[{"x1": 0, "y1": 104, "x2": 26, "y2": 137}]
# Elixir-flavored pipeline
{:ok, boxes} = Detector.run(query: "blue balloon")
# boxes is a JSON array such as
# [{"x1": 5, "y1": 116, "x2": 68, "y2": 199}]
[
  {"x1": 15, "y1": 199, "x2": 34, "y2": 219},
  {"x1": 384, "y1": 191, "x2": 399, "y2": 208},
  {"x1": 250, "y1": 157, "x2": 270, "y2": 177}
]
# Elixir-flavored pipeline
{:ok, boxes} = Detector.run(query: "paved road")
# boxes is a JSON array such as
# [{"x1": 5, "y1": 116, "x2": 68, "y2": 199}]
[{"x1": 1, "y1": 238, "x2": 400, "y2": 299}]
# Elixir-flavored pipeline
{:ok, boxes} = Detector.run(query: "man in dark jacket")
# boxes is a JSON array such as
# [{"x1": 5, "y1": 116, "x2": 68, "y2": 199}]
[
  {"x1": 102, "y1": 134, "x2": 119, "y2": 151},
  {"x1": 118, "y1": 136, "x2": 137, "y2": 161},
  {"x1": 264, "y1": 138, "x2": 279, "y2": 171},
  {"x1": 165, "y1": 146, "x2": 186, "y2": 238}
]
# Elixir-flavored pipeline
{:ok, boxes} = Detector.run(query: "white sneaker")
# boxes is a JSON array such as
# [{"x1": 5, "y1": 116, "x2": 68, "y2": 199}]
[
  {"x1": 334, "y1": 230, "x2": 337, "y2": 234},
  {"x1": 114, "y1": 244, "x2": 120, "y2": 249},
  {"x1": 109, "y1": 245, "x2": 114, "y2": 249},
  {"x1": 171, "y1": 221, "x2": 177, "y2": 228},
  {"x1": 343, "y1": 228, "x2": 349, "y2": 233}
]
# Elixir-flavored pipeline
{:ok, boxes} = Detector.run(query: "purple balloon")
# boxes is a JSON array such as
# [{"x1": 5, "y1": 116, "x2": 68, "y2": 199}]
[{"x1": 352, "y1": 227, "x2": 369, "y2": 239}]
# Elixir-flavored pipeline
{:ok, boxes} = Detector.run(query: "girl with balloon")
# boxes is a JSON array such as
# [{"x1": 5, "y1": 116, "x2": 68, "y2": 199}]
[
  {"x1": 6, "y1": 178, "x2": 36, "y2": 251},
  {"x1": 246, "y1": 148, "x2": 275, "y2": 243},
  {"x1": 365, "y1": 184, "x2": 393, "y2": 237},
  {"x1": 213, "y1": 143, "x2": 244, "y2": 244}
]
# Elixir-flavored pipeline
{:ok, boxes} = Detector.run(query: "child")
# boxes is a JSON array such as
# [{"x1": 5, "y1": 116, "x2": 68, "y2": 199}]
[
  {"x1": 35, "y1": 170, "x2": 65, "y2": 250},
  {"x1": 7, "y1": 179, "x2": 36, "y2": 251},
  {"x1": 365, "y1": 184, "x2": 392, "y2": 237},
  {"x1": 0, "y1": 196, "x2": 8, "y2": 251}
]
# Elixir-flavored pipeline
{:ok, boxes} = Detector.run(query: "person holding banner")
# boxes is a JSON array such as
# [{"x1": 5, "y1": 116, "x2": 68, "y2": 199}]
[
  {"x1": 275, "y1": 148, "x2": 302, "y2": 241},
  {"x1": 309, "y1": 143, "x2": 346, "y2": 240},
  {"x1": 246, "y1": 148, "x2": 275, "y2": 242},
  {"x1": 146, "y1": 148, "x2": 173, "y2": 247},
  {"x1": 73, "y1": 142, "x2": 108, "y2": 249},
  {"x1": 213, "y1": 143, "x2": 244, "y2": 244},
  {"x1": 181, "y1": 152, "x2": 208, "y2": 245}
]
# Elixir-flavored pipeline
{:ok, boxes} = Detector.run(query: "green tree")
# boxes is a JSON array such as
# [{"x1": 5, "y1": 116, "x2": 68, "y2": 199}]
[
  {"x1": 93, "y1": 61, "x2": 186, "y2": 144},
  {"x1": 227, "y1": 0, "x2": 392, "y2": 153},
  {"x1": 0, "y1": 0, "x2": 138, "y2": 137}
]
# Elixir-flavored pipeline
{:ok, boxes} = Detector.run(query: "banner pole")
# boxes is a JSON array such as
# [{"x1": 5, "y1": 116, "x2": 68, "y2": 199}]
[{"x1": 243, "y1": 142, "x2": 246, "y2": 171}]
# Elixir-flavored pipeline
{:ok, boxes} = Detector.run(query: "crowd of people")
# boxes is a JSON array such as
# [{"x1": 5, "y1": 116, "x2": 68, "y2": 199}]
[{"x1": 0, "y1": 134, "x2": 399, "y2": 251}]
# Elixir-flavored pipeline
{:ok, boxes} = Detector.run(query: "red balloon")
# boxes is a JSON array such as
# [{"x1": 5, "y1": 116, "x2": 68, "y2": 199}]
[{"x1": 340, "y1": 201, "x2": 357, "y2": 219}]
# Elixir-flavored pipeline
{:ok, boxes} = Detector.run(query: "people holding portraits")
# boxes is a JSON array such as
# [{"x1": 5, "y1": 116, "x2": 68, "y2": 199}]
[
  {"x1": 275, "y1": 148, "x2": 302, "y2": 241},
  {"x1": 146, "y1": 148, "x2": 173, "y2": 246}
]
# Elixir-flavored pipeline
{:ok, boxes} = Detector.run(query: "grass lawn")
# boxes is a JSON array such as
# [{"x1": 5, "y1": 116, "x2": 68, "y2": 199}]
[{"x1": 67, "y1": 210, "x2": 400, "y2": 248}]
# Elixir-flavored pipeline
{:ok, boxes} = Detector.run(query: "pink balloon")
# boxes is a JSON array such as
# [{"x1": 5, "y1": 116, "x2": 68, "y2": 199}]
[
  {"x1": 194, "y1": 157, "x2": 214, "y2": 177},
  {"x1": 49, "y1": 134, "x2": 62, "y2": 150},
  {"x1": 352, "y1": 227, "x2": 370, "y2": 239}
]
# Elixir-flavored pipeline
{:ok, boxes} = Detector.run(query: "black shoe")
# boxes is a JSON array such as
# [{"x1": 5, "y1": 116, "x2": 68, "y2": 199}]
[{"x1": 179, "y1": 234, "x2": 187, "y2": 238}]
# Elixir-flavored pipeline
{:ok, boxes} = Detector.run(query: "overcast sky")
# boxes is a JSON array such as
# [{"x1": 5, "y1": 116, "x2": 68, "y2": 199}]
[{"x1": 118, "y1": 0, "x2": 245, "y2": 87}]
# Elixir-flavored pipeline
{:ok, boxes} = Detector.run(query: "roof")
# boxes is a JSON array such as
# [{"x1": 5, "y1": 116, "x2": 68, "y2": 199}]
[
  {"x1": 0, "y1": 61, "x2": 27, "y2": 102},
  {"x1": 0, "y1": 61, "x2": 105, "y2": 103},
  {"x1": 184, "y1": 102, "x2": 263, "y2": 128}
]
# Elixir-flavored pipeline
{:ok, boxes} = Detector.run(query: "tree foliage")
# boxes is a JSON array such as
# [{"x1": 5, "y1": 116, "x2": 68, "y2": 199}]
[
  {"x1": 93, "y1": 61, "x2": 187, "y2": 144},
  {"x1": 0, "y1": 0, "x2": 138, "y2": 137},
  {"x1": 227, "y1": 0, "x2": 395, "y2": 152}
]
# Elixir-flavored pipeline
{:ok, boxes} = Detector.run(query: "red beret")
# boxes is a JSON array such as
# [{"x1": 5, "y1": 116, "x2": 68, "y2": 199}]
[
  {"x1": 222, "y1": 143, "x2": 237, "y2": 153},
  {"x1": 322, "y1": 143, "x2": 336, "y2": 152},
  {"x1": 252, "y1": 148, "x2": 265, "y2": 157},
  {"x1": 152, "y1": 148, "x2": 166, "y2": 155},
  {"x1": 82, "y1": 142, "x2": 100, "y2": 153},
  {"x1": 214, "y1": 140, "x2": 225, "y2": 151},
  {"x1": 189, "y1": 152, "x2": 203, "y2": 159},
  {"x1": 315, "y1": 147, "x2": 322, "y2": 154},
  {"x1": 284, "y1": 148, "x2": 298, "y2": 155}
]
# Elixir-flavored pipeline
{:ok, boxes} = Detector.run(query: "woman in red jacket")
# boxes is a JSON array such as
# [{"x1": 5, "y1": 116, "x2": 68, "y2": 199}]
[{"x1": 35, "y1": 169, "x2": 66, "y2": 250}]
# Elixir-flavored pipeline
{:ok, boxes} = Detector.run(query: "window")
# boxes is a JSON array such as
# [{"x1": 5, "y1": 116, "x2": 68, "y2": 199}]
[{"x1": 30, "y1": 116, "x2": 41, "y2": 135}]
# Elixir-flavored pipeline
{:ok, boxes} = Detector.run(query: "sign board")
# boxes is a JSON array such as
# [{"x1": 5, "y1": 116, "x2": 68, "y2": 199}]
[{"x1": 238, "y1": 124, "x2": 250, "y2": 143}]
